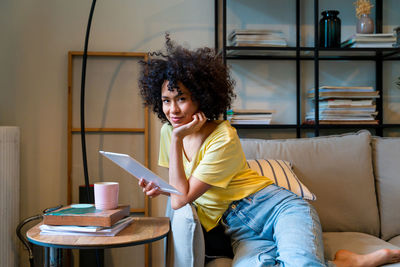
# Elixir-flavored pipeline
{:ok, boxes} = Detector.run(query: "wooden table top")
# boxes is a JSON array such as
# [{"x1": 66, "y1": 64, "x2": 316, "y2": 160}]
[{"x1": 27, "y1": 217, "x2": 170, "y2": 249}]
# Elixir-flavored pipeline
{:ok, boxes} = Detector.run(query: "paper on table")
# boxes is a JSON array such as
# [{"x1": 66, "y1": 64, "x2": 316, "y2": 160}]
[
  {"x1": 99, "y1": 151, "x2": 182, "y2": 195},
  {"x1": 40, "y1": 216, "x2": 134, "y2": 236},
  {"x1": 40, "y1": 216, "x2": 132, "y2": 232}
]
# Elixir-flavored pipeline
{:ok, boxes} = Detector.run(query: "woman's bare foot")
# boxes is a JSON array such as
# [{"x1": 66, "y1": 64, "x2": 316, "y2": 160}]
[{"x1": 333, "y1": 248, "x2": 400, "y2": 267}]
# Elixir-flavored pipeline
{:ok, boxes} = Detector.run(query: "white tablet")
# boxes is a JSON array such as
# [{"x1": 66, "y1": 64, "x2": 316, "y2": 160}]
[{"x1": 99, "y1": 151, "x2": 182, "y2": 195}]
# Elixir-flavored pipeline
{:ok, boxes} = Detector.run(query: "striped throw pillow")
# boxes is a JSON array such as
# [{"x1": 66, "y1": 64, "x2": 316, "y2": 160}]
[{"x1": 247, "y1": 159, "x2": 316, "y2": 201}]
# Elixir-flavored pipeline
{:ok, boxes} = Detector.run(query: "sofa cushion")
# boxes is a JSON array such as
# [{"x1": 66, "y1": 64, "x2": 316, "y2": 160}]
[
  {"x1": 247, "y1": 159, "x2": 316, "y2": 200},
  {"x1": 372, "y1": 137, "x2": 400, "y2": 240},
  {"x1": 389, "y1": 236, "x2": 400, "y2": 248},
  {"x1": 240, "y1": 130, "x2": 380, "y2": 236},
  {"x1": 323, "y1": 232, "x2": 400, "y2": 267},
  {"x1": 165, "y1": 199, "x2": 205, "y2": 267}
]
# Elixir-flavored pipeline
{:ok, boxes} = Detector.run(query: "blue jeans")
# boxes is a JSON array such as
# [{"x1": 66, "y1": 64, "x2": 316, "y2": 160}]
[{"x1": 221, "y1": 184, "x2": 334, "y2": 267}]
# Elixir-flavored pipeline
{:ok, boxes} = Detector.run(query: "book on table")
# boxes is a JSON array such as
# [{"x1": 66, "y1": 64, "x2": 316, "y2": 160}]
[
  {"x1": 40, "y1": 216, "x2": 134, "y2": 236},
  {"x1": 43, "y1": 204, "x2": 130, "y2": 227}
]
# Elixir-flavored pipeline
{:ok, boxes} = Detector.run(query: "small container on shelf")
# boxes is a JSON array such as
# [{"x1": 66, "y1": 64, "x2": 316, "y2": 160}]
[{"x1": 319, "y1": 10, "x2": 341, "y2": 48}]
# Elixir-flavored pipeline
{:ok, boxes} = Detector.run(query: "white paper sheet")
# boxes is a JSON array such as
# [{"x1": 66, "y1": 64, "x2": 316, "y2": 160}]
[
  {"x1": 40, "y1": 216, "x2": 134, "y2": 236},
  {"x1": 99, "y1": 151, "x2": 182, "y2": 195}
]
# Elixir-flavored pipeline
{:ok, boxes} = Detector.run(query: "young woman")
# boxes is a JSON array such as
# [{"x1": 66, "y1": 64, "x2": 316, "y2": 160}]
[{"x1": 138, "y1": 35, "x2": 400, "y2": 267}]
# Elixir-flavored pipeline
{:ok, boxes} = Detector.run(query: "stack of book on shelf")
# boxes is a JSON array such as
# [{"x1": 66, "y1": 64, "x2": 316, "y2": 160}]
[
  {"x1": 228, "y1": 29, "x2": 287, "y2": 47},
  {"x1": 305, "y1": 86, "x2": 379, "y2": 125},
  {"x1": 227, "y1": 109, "x2": 274, "y2": 125},
  {"x1": 40, "y1": 204, "x2": 132, "y2": 236},
  {"x1": 341, "y1": 33, "x2": 396, "y2": 48}
]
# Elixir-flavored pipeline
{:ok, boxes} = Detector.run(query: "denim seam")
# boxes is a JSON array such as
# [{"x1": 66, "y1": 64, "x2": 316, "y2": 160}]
[{"x1": 237, "y1": 210, "x2": 263, "y2": 234}]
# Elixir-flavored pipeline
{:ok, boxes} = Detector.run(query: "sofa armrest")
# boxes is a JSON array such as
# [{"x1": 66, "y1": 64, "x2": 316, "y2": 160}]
[{"x1": 165, "y1": 198, "x2": 205, "y2": 267}]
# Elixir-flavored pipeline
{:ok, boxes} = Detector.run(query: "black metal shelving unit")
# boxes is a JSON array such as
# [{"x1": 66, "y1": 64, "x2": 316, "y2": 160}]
[{"x1": 215, "y1": 0, "x2": 400, "y2": 137}]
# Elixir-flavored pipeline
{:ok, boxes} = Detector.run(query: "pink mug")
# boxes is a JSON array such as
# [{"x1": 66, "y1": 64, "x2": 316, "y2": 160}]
[{"x1": 94, "y1": 182, "x2": 119, "y2": 210}]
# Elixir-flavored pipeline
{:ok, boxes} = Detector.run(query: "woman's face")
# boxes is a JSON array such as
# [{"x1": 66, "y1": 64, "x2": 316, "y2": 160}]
[{"x1": 161, "y1": 81, "x2": 199, "y2": 128}]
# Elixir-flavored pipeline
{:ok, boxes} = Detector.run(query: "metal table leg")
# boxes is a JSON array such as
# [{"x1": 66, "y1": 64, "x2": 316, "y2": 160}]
[
  {"x1": 44, "y1": 247, "x2": 49, "y2": 267},
  {"x1": 49, "y1": 247, "x2": 62, "y2": 267}
]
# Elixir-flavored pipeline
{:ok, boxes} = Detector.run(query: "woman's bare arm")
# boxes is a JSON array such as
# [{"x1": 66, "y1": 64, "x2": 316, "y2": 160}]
[{"x1": 138, "y1": 112, "x2": 211, "y2": 208}]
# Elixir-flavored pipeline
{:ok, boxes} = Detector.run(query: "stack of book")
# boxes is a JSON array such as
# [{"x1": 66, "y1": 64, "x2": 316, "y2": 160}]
[
  {"x1": 229, "y1": 29, "x2": 287, "y2": 47},
  {"x1": 341, "y1": 33, "x2": 396, "y2": 48},
  {"x1": 40, "y1": 204, "x2": 132, "y2": 236},
  {"x1": 227, "y1": 109, "x2": 274, "y2": 125},
  {"x1": 305, "y1": 86, "x2": 379, "y2": 124}
]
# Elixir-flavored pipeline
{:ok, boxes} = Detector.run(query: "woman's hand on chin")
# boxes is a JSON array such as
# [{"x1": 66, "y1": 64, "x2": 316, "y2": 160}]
[{"x1": 172, "y1": 112, "x2": 207, "y2": 138}]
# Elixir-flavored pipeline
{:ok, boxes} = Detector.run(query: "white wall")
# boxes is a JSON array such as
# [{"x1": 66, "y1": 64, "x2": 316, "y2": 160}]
[{"x1": 1, "y1": 0, "x2": 399, "y2": 266}]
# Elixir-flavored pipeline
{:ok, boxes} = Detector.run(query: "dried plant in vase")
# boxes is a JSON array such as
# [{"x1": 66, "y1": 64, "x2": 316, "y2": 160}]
[
  {"x1": 354, "y1": 0, "x2": 374, "y2": 34},
  {"x1": 354, "y1": 0, "x2": 374, "y2": 18}
]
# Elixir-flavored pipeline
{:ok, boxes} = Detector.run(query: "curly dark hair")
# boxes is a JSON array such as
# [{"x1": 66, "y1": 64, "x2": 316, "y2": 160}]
[{"x1": 138, "y1": 34, "x2": 236, "y2": 123}]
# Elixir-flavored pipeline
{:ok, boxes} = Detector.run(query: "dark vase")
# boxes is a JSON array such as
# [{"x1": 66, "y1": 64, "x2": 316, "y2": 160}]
[{"x1": 319, "y1": 10, "x2": 341, "y2": 48}]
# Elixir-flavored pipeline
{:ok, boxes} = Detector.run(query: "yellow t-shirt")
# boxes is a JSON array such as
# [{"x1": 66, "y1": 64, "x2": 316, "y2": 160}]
[{"x1": 158, "y1": 120, "x2": 273, "y2": 231}]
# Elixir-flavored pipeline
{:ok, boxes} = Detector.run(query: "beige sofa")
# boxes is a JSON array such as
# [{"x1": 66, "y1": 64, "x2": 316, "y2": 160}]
[{"x1": 166, "y1": 130, "x2": 400, "y2": 267}]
